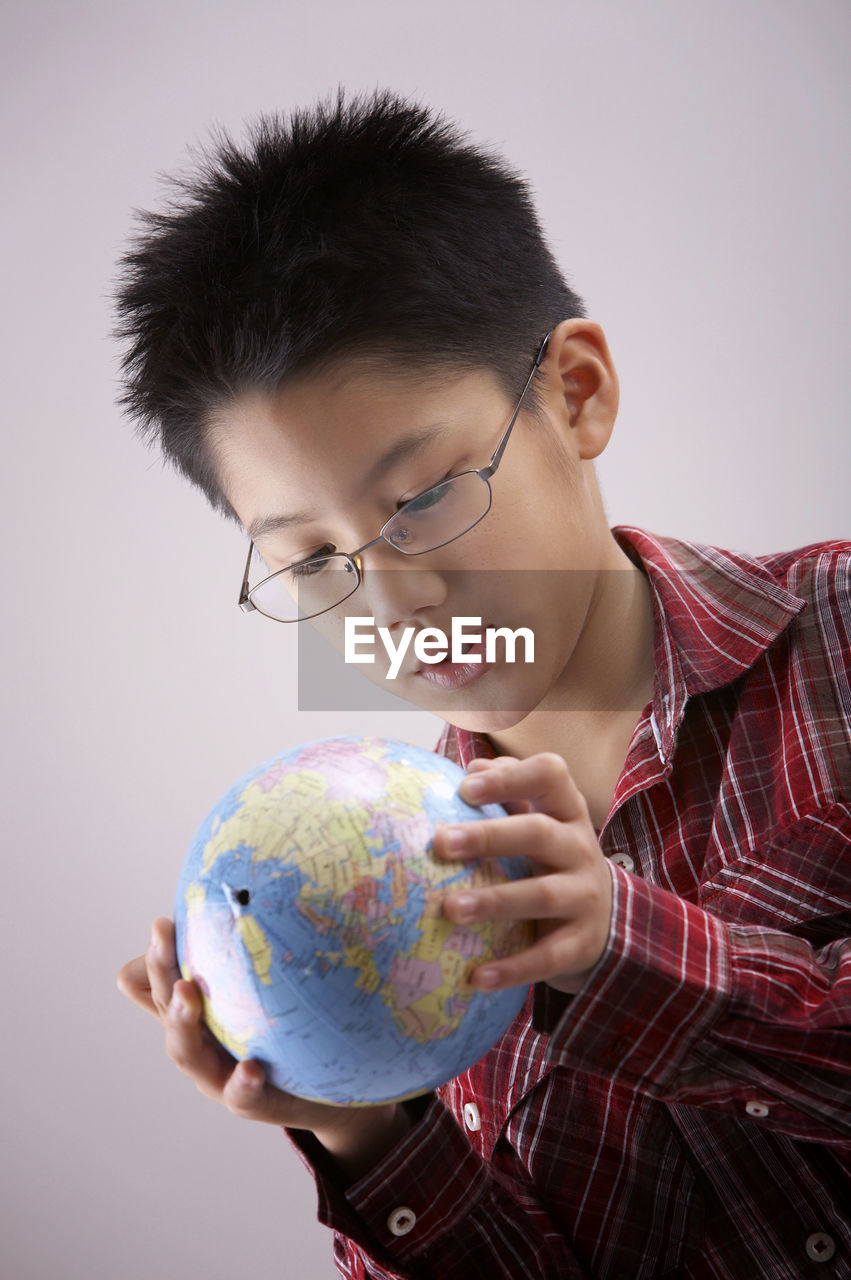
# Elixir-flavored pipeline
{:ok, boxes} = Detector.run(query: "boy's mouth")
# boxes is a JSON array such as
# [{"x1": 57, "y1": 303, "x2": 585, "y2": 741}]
[{"x1": 414, "y1": 631, "x2": 492, "y2": 691}]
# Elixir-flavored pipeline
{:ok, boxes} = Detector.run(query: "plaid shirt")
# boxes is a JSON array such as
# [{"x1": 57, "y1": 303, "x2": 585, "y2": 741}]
[{"x1": 288, "y1": 527, "x2": 851, "y2": 1279}]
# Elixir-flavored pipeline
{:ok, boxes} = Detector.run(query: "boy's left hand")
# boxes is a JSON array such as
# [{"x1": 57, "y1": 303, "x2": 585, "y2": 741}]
[{"x1": 436, "y1": 753, "x2": 614, "y2": 996}]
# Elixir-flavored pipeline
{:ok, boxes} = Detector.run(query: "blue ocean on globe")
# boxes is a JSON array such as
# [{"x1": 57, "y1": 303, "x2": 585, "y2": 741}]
[{"x1": 174, "y1": 736, "x2": 532, "y2": 1104}]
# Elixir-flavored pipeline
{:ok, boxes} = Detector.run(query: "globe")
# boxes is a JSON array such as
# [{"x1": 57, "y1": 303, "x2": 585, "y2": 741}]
[{"x1": 174, "y1": 735, "x2": 532, "y2": 1105}]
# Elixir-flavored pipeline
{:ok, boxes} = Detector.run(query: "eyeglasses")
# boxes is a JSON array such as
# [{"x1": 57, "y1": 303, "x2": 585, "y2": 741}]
[{"x1": 238, "y1": 332, "x2": 552, "y2": 622}]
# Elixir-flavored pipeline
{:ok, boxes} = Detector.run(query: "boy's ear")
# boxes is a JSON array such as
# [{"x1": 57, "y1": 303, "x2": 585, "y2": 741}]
[{"x1": 539, "y1": 318, "x2": 619, "y2": 460}]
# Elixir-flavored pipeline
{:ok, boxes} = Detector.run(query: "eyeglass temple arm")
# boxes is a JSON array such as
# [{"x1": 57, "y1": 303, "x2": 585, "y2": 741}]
[
  {"x1": 238, "y1": 540, "x2": 257, "y2": 612},
  {"x1": 479, "y1": 332, "x2": 552, "y2": 481}
]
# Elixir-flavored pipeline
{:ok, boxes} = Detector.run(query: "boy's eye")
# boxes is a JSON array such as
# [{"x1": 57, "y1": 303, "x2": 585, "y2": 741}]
[
  {"x1": 287, "y1": 545, "x2": 335, "y2": 576},
  {"x1": 291, "y1": 560, "x2": 326, "y2": 579},
  {"x1": 398, "y1": 472, "x2": 454, "y2": 514},
  {"x1": 403, "y1": 484, "x2": 448, "y2": 514}
]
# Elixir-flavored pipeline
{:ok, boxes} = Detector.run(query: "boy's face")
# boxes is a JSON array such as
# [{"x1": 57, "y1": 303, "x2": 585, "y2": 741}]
[{"x1": 209, "y1": 324, "x2": 620, "y2": 734}]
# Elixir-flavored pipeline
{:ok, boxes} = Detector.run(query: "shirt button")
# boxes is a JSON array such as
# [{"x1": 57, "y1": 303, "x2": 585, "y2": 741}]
[
  {"x1": 387, "y1": 1207, "x2": 417, "y2": 1237},
  {"x1": 610, "y1": 852, "x2": 635, "y2": 873},
  {"x1": 463, "y1": 1102, "x2": 482, "y2": 1132},
  {"x1": 805, "y1": 1233, "x2": 836, "y2": 1263},
  {"x1": 744, "y1": 1100, "x2": 771, "y2": 1118}
]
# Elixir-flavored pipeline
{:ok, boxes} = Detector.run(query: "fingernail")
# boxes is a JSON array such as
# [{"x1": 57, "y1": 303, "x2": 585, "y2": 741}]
[
  {"x1": 170, "y1": 992, "x2": 187, "y2": 1017},
  {"x1": 476, "y1": 966, "x2": 500, "y2": 988},
  {"x1": 444, "y1": 826, "x2": 469, "y2": 850},
  {"x1": 461, "y1": 776, "x2": 486, "y2": 800},
  {"x1": 453, "y1": 893, "x2": 477, "y2": 920}
]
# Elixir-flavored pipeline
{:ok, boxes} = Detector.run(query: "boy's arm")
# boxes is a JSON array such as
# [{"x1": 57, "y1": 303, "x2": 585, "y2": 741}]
[
  {"x1": 117, "y1": 920, "x2": 422, "y2": 1154},
  {"x1": 537, "y1": 844, "x2": 851, "y2": 1144},
  {"x1": 284, "y1": 1096, "x2": 588, "y2": 1280},
  {"x1": 439, "y1": 758, "x2": 851, "y2": 1147},
  {"x1": 118, "y1": 919, "x2": 588, "y2": 1280}
]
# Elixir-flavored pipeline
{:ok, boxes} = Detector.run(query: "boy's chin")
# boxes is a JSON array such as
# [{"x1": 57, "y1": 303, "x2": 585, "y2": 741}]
[
  {"x1": 434, "y1": 705, "x2": 532, "y2": 735},
  {"x1": 407, "y1": 679, "x2": 541, "y2": 734},
  {"x1": 355, "y1": 663, "x2": 548, "y2": 732}
]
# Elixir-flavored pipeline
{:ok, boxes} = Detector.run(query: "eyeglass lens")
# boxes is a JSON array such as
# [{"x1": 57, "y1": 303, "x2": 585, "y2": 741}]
[
  {"x1": 249, "y1": 470, "x2": 491, "y2": 620},
  {"x1": 381, "y1": 471, "x2": 488, "y2": 552}
]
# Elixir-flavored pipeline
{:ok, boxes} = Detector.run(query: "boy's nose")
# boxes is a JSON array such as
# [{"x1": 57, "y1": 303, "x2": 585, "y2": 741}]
[{"x1": 355, "y1": 555, "x2": 448, "y2": 636}]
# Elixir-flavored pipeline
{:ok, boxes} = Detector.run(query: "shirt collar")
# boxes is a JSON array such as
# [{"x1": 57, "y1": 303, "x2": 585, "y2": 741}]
[{"x1": 439, "y1": 526, "x2": 807, "y2": 769}]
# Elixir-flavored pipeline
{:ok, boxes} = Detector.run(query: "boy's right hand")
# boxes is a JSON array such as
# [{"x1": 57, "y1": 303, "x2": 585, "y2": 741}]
[{"x1": 116, "y1": 918, "x2": 413, "y2": 1179}]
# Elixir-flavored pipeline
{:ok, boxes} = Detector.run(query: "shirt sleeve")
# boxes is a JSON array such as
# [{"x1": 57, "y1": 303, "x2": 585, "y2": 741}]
[
  {"x1": 540, "y1": 848, "x2": 851, "y2": 1146},
  {"x1": 284, "y1": 1096, "x2": 591, "y2": 1280}
]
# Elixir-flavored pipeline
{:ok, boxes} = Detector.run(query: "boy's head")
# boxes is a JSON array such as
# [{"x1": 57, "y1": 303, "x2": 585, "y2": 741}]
[
  {"x1": 116, "y1": 89, "x2": 629, "y2": 732},
  {"x1": 114, "y1": 88, "x2": 586, "y2": 524}
]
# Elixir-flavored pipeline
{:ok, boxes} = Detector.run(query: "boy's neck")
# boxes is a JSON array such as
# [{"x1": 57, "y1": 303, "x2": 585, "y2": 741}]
[{"x1": 487, "y1": 545, "x2": 656, "y2": 830}]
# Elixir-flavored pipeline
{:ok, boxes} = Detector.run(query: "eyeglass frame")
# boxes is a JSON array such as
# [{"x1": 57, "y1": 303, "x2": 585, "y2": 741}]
[{"x1": 238, "y1": 331, "x2": 552, "y2": 622}]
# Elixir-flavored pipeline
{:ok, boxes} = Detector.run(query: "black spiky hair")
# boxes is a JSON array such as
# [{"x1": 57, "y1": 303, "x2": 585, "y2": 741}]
[{"x1": 114, "y1": 88, "x2": 585, "y2": 523}]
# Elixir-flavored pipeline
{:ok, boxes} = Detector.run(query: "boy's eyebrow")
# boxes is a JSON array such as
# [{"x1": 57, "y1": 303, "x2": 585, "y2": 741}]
[
  {"x1": 247, "y1": 508, "x2": 320, "y2": 540},
  {"x1": 361, "y1": 422, "x2": 451, "y2": 489},
  {"x1": 247, "y1": 422, "x2": 453, "y2": 542}
]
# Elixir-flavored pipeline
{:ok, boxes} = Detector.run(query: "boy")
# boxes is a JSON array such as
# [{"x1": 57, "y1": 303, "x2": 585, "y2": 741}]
[{"x1": 115, "y1": 91, "x2": 850, "y2": 1278}]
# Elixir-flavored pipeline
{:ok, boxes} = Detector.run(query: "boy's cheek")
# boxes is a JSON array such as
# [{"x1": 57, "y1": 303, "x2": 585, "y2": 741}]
[{"x1": 307, "y1": 611, "x2": 347, "y2": 650}]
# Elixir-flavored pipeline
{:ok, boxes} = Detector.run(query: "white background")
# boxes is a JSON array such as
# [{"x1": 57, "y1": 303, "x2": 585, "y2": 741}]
[{"x1": 2, "y1": 1, "x2": 848, "y2": 1277}]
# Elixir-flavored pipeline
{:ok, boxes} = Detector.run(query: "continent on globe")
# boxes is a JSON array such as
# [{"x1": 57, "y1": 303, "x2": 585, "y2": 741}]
[{"x1": 174, "y1": 736, "x2": 533, "y2": 1104}]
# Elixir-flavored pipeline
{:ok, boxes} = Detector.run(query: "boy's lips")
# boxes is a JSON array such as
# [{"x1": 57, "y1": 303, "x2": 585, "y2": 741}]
[{"x1": 413, "y1": 630, "x2": 493, "y2": 691}]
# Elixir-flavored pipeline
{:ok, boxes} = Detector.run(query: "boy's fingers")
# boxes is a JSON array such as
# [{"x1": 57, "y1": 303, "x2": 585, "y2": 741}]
[
  {"x1": 116, "y1": 954, "x2": 158, "y2": 1018},
  {"x1": 223, "y1": 1063, "x2": 343, "y2": 1128},
  {"x1": 459, "y1": 752, "x2": 587, "y2": 823},
  {"x1": 469, "y1": 927, "x2": 599, "y2": 992},
  {"x1": 222, "y1": 1061, "x2": 293, "y2": 1124},
  {"x1": 146, "y1": 918, "x2": 182, "y2": 1013},
  {"x1": 163, "y1": 980, "x2": 232, "y2": 1098},
  {"x1": 436, "y1": 810, "x2": 574, "y2": 868},
  {"x1": 462, "y1": 757, "x2": 532, "y2": 817},
  {"x1": 150, "y1": 916, "x2": 177, "y2": 958},
  {"x1": 224, "y1": 1059, "x2": 267, "y2": 1111},
  {"x1": 117, "y1": 917, "x2": 182, "y2": 1022},
  {"x1": 443, "y1": 871, "x2": 587, "y2": 925},
  {"x1": 464, "y1": 755, "x2": 516, "y2": 773}
]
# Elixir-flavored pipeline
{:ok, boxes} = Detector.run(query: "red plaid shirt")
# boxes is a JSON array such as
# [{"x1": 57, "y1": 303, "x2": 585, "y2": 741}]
[{"x1": 288, "y1": 527, "x2": 851, "y2": 1279}]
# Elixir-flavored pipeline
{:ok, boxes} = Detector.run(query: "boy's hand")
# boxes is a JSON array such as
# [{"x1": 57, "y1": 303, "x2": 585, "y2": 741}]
[
  {"x1": 116, "y1": 919, "x2": 412, "y2": 1178},
  {"x1": 437, "y1": 753, "x2": 614, "y2": 995}
]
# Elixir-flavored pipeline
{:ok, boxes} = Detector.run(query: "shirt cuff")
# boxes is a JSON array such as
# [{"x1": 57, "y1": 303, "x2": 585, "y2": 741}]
[
  {"x1": 285, "y1": 1093, "x2": 488, "y2": 1265},
  {"x1": 545, "y1": 862, "x2": 732, "y2": 1094}
]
